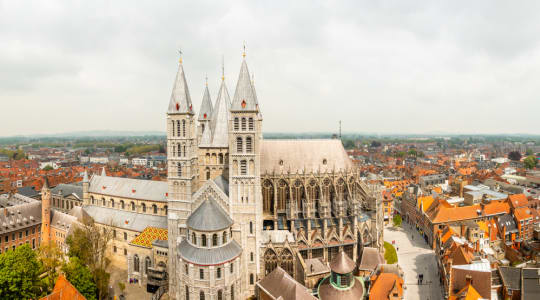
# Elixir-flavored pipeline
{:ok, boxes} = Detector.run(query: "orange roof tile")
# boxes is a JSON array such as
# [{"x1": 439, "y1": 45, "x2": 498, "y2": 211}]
[
  {"x1": 417, "y1": 195, "x2": 435, "y2": 213},
  {"x1": 369, "y1": 273, "x2": 403, "y2": 300},
  {"x1": 39, "y1": 274, "x2": 86, "y2": 300},
  {"x1": 130, "y1": 227, "x2": 168, "y2": 248},
  {"x1": 514, "y1": 207, "x2": 533, "y2": 221},
  {"x1": 508, "y1": 194, "x2": 528, "y2": 209},
  {"x1": 449, "y1": 283, "x2": 482, "y2": 300}
]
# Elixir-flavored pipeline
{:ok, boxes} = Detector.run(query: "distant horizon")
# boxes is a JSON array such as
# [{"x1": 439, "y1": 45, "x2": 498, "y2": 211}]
[{"x1": 2, "y1": 129, "x2": 540, "y2": 139}]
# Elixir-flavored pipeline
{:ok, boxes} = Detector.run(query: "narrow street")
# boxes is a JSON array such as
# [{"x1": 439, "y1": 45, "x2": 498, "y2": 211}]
[{"x1": 384, "y1": 223, "x2": 443, "y2": 300}]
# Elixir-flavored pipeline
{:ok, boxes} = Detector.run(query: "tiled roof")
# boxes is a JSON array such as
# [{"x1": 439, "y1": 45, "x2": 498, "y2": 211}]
[
  {"x1": 39, "y1": 274, "x2": 86, "y2": 300},
  {"x1": 130, "y1": 227, "x2": 168, "y2": 248},
  {"x1": 429, "y1": 200, "x2": 509, "y2": 224},
  {"x1": 417, "y1": 195, "x2": 434, "y2": 213},
  {"x1": 369, "y1": 273, "x2": 403, "y2": 300},
  {"x1": 514, "y1": 207, "x2": 533, "y2": 221},
  {"x1": 508, "y1": 194, "x2": 528, "y2": 209},
  {"x1": 89, "y1": 175, "x2": 168, "y2": 202},
  {"x1": 449, "y1": 283, "x2": 481, "y2": 300}
]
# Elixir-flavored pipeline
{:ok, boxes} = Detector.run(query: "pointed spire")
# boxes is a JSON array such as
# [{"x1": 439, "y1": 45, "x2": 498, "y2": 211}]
[
  {"x1": 82, "y1": 170, "x2": 89, "y2": 183},
  {"x1": 101, "y1": 167, "x2": 106, "y2": 177},
  {"x1": 167, "y1": 53, "x2": 194, "y2": 115},
  {"x1": 42, "y1": 176, "x2": 50, "y2": 190},
  {"x1": 198, "y1": 83, "x2": 213, "y2": 121},
  {"x1": 210, "y1": 79, "x2": 232, "y2": 147},
  {"x1": 231, "y1": 55, "x2": 258, "y2": 112},
  {"x1": 199, "y1": 123, "x2": 213, "y2": 147}
]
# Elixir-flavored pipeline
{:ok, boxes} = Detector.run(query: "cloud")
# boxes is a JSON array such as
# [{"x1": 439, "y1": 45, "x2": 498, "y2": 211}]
[{"x1": 0, "y1": 0, "x2": 539, "y2": 136}]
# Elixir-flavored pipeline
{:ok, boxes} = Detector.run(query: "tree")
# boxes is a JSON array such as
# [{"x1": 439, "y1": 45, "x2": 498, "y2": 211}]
[
  {"x1": 66, "y1": 219, "x2": 114, "y2": 300},
  {"x1": 38, "y1": 242, "x2": 65, "y2": 294},
  {"x1": 63, "y1": 257, "x2": 97, "y2": 300},
  {"x1": 392, "y1": 214, "x2": 402, "y2": 227},
  {"x1": 395, "y1": 151, "x2": 406, "y2": 158},
  {"x1": 370, "y1": 141, "x2": 381, "y2": 148},
  {"x1": 0, "y1": 244, "x2": 43, "y2": 299},
  {"x1": 508, "y1": 151, "x2": 522, "y2": 161},
  {"x1": 526, "y1": 149, "x2": 533, "y2": 156},
  {"x1": 407, "y1": 149, "x2": 417, "y2": 157},
  {"x1": 383, "y1": 241, "x2": 398, "y2": 264},
  {"x1": 524, "y1": 156, "x2": 538, "y2": 170},
  {"x1": 42, "y1": 165, "x2": 54, "y2": 171}
]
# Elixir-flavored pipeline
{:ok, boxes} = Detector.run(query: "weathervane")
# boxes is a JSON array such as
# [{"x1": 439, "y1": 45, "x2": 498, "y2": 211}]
[
  {"x1": 242, "y1": 41, "x2": 246, "y2": 58},
  {"x1": 178, "y1": 49, "x2": 183, "y2": 63}
]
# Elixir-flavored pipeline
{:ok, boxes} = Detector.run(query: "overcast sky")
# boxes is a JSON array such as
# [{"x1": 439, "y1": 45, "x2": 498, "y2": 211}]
[{"x1": 1, "y1": 1, "x2": 540, "y2": 136}]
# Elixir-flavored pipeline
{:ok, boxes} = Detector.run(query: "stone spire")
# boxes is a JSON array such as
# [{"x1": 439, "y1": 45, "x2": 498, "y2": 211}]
[
  {"x1": 198, "y1": 80, "x2": 213, "y2": 121},
  {"x1": 231, "y1": 55, "x2": 258, "y2": 112},
  {"x1": 199, "y1": 123, "x2": 213, "y2": 147},
  {"x1": 167, "y1": 56, "x2": 194, "y2": 115},
  {"x1": 210, "y1": 79, "x2": 231, "y2": 147},
  {"x1": 101, "y1": 167, "x2": 106, "y2": 177}
]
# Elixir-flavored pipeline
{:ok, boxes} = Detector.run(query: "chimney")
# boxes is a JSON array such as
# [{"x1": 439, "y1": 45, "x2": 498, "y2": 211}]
[{"x1": 465, "y1": 274, "x2": 472, "y2": 286}]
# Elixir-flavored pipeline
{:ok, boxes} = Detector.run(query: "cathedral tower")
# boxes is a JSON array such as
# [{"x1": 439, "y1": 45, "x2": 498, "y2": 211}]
[
  {"x1": 228, "y1": 51, "x2": 263, "y2": 297},
  {"x1": 167, "y1": 55, "x2": 198, "y2": 299},
  {"x1": 197, "y1": 80, "x2": 213, "y2": 143},
  {"x1": 41, "y1": 177, "x2": 51, "y2": 244}
]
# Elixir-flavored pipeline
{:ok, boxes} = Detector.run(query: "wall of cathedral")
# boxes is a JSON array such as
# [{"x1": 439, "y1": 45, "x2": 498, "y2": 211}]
[{"x1": 198, "y1": 147, "x2": 229, "y2": 185}]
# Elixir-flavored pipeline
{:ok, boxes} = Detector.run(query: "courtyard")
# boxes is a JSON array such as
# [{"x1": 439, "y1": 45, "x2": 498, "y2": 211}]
[{"x1": 384, "y1": 222, "x2": 443, "y2": 300}]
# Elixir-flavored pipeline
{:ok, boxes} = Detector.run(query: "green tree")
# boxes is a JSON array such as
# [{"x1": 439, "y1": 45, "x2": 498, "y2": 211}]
[
  {"x1": 63, "y1": 257, "x2": 97, "y2": 300},
  {"x1": 508, "y1": 151, "x2": 522, "y2": 161},
  {"x1": 66, "y1": 219, "x2": 113, "y2": 300},
  {"x1": 526, "y1": 149, "x2": 533, "y2": 156},
  {"x1": 0, "y1": 244, "x2": 43, "y2": 299},
  {"x1": 392, "y1": 214, "x2": 402, "y2": 227},
  {"x1": 407, "y1": 149, "x2": 417, "y2": 157},
  {"x1": 383, "y1": 241, "x2": 398, "y2": 264},
  {"x1": 38, "y1": 243, "x2": 64, "y2": 294},
  {"x1": 524, "y1": 156, "x2": 538, "y2": 170},
  {"x1": 42, "y1": 165, "x2": 54, "y2": 171}
]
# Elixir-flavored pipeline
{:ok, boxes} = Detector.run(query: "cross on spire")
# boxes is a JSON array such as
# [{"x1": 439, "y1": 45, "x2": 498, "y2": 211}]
[
  {"x1": 242, "y1": 41, "x2": 246, "y2": 58},
  {"x1": 178, "y1": 49, "x2": 183, "y2": 64},
  {"x1": 221, "y1": 54, "x2": 225, "y2": 81}
]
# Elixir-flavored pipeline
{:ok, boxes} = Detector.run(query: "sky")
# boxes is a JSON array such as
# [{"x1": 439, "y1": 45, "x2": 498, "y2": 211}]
[{"x1": 1, "y1": 0, "x2": 540, "y2": 136}]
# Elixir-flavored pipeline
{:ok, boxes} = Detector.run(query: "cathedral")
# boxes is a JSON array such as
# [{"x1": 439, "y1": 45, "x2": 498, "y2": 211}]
[{"x1": 165, "y1": 51, "x2": 384, "y2": 300}]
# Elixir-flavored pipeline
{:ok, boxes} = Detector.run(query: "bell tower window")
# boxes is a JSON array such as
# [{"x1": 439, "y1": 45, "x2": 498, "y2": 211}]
[
  {"x1": 249, "y1": 118, "x2": 254, "y2": 130},
  {"x1": 236, "y1": 137, "x2": 243, "y2": 153},
  {"x1": 240, "y1": 160, "x2": 247, "y2": 175},
  {"x1": 234, "y1": 118, "x2": 239, "y2": 131},
  {"x1": 241, "y1": 118, "x2": 246, "y2": 131},
  {"x1": 177, "y1": 163, "x2": 182, "y2": 177}
]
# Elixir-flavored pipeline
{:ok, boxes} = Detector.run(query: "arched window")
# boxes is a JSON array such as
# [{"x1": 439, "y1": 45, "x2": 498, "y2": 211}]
[
  {"x1": 186, "y1": 286, "x2": 189, "y2": 300},
  {"x1": 201, "y1": 234, "x2": 207, "y2": 247},
  {"x1": 212, "y1": 234, "x2": 218, "y2": 246},
  {"x1": 199, "y1": 269, "x2": 204, "y2": 279},
  {"x1": 164, "y1": 205, "x2": 168, "y2": 215},
  {"x1": 176, "y1": 121, "x2": 180, "y2": 137},
  {"x1": 250, "y1": 252, "x2": 254, "y2": 261},
  {"x1": 249, "y1": 117, "x2": 254, "y2": 130},
  {"x1": 113, "y1": 230, "x2": 116, "y2": 238},
  {"x1": 206, "y1": 168, "x2": 210, "y2": 180},
  {"x1": 120, "y1": 200, "x2": 125, "y2": 209},
  {"x1": 217, "y1": 267, "x2": 221, "y2": 278},
  {"x1": 249, "y1": 222, "x2": 253, "y2": 234},
  {"x1": 130, "y1": 202, "x2": 135, "y2": 211},
  {"x1": 219, "y1": 153, "x2": 223, "y2": 164},
  {"x1": 240, "y1": 160, "x2": 247, "y2": 175},
  {"x1": 134, "y1": 255, "x2": 139, "y2": 272},
  {"x1": 183, "y1": 145, "x2": 186, "y2": 157},
  {"x1": 177, "y1": 163, "x2": 182, "y2": 177},
  {"x1": 111, "y1": 199, "x2": 114, "y2": 208},
  {"x1": 250, "y1": 273, "x2": 254, "y2": 285},
  {"x1": 182, "y1": 120, "x2": 186, "y2": 137},
  {"x1": 172, "y1": 144, "x2": 176, "y2": 157},
  {"x1": 236, "y1": 137, "x2": 243, "y2": 153},
  {"x1": 246, "y1": 137, "x2": 252, "y2": 153},
  {"x1": 91, "y1": 196, "x2": 95, "y2": 205},
  {"x1": 177, "y1": 144, "x2": 181, "y2": 157},
  {"x1": 185, "y1": 264, "x2": 189, "y2": 274},
  {"x1": 192, "y1": 232, "x2": 197, "y2": 245},
  {"x1": 145, "y1": 256, "x2": 151, "y2": 274},
  {"x1": 172, "y1": 120, "x2": 175, "y2": 136},
  {"x1": 231, "y1": 284, "x2": 234, "y2": 300},
  {"x1": 141, "y1": 203, "x2": 146, "y2": 213},
  {"x1": 199, "y1": 291, "x2": 205, "y2": 300},
  {"x1": 234, "y1": 117, "x2": 239, "y2": 130},
  {"x1": 153, "y1": 204, "x2": 158, "y2": 214},
  {"x1": 230, "y1": 262, "x2": 234, "y2": 273},
  {"x1": 217, "y1": 290, "x2": 223, "y2": 300},
  {"x1": 223, "y1": 231, "x2": 227, "y2": 244},
  {"x1": 124, "y1": 232, "x2": 127, "y2": 240},
  {"x1": 102, "y1": 198, "x2": 106, "y2": 206},
  {"x1": 241, "y1": 118, "x2": 246, "y2": 131}
]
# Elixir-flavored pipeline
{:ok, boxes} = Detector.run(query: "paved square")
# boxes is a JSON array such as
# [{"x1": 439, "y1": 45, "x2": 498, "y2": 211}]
[{"x1": 384, "y1": 223, "x2": 443, "y2": 300}]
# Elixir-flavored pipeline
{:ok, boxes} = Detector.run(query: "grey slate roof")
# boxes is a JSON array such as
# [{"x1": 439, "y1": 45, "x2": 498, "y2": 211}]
[
  {"x1": 231, "y1": 59, "x2": 258, "y2": 112},
  {"x1": 0, "y1": 200, "x2": 41, "y2": 234},
  {"x1": 187, "y1": 198, "x2": 232, "y2": 231},
  {"x1": 17, "y1": 186, "x2": 39, "y2": 198},
  {"x1": 256, "y1": 267, "x2": 317, "y2": 300},
  {"x1": 522, "y1": 268, "x2": 540, "y2": 298},
  {"x1": 51, "y1": 210, "x2": 78, "y2": 234},
  {"x1": 52, "y1": 183, "x2": 83, "y2": 199},
  {"x1": 497, "y1": 214, "x2": 518, "y2": 233},
  {"x1": 260, "y1": 139, "x2": 354, "y2": 174},
  {"x1": 89, "y1": 175, "x2": 168, "y2": 202},
  {"x1": 209, "y1": 79, "x2": 231, "y2": 147},
  {"x1": 212, "y1": 176, "x2": 229, "y2": 197},
  {"x1": 178, "y1": 238, "x2": 242, "y2": 265},
  {"x1": 83, "y1": 205, "x2": 167, "y2": 232},
  {"x1": 198, "y1": 85, "x2": 213, "y2": 121},
  {"x1": 167, "y1": 61, "x2": 194, "y2": 115},
  {"x1": 499, "y1": 266, "x2": 521, "y2": 291},
  {"x1": 199, "y1": 124, "x2": 213, "y2": 147}
]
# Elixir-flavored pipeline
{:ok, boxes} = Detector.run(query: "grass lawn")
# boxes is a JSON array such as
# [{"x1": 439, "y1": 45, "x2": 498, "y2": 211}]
[{"x1": 384, "y1": 241, "x2": 398, "y2": 264}]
